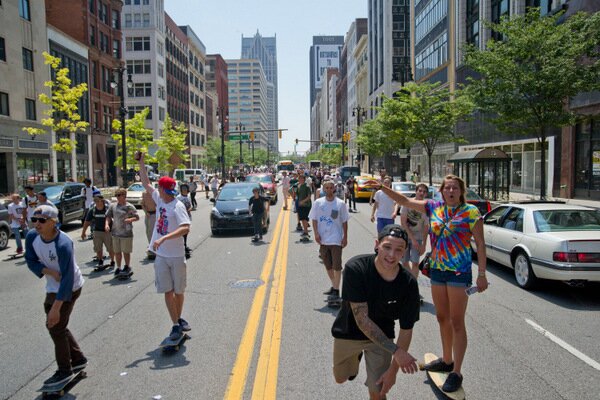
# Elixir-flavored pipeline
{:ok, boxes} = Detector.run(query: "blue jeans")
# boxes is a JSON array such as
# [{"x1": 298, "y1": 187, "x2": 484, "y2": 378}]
[
  {"x1": 252, "y1": 212, "x2": 263, "y2": 236},
  {"x1": 430, "y1": 269, "x2": 473, "y2": 287},
  {"x1": 11, "y1": 227, "x2": 24, "y2": 251},
  {"x1": 376, "y1": 218, "x2": 395, "y2": 233}
]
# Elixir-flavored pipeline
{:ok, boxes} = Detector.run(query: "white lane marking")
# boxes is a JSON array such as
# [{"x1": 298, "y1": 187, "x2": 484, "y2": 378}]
[{"x1": 525, "y1": 318, "x2": 600, "y2": 371}]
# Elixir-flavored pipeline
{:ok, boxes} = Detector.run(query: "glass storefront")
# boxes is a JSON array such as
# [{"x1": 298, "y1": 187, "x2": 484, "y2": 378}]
[
  {"x1": 57, "y1": 159, "x2": 72, "y2": 183},
  {"x1": 575, "y1": 119, "x2": 600, "y2": 192},
  {"x1": 500, "y1": 141, "x2": 548, "y2": 194},
  {"x1": 16, "y1": 154, "x2": 50, "y2": 188}
]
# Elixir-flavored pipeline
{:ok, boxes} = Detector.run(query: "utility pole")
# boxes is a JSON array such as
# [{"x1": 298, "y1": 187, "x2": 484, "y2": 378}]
[
  {"x1": 111, "y1": 66, "x2": 133, "y2": 187},
  {"x1": 352, "y1": 106, "x2": 366, "y2": 172},
  {"x1": 217, "y1": 107, "x2": 228, "y2": 178}
]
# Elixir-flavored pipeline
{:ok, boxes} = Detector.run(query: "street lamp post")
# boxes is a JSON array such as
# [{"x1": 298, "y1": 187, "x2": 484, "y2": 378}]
[
  {"x1": 338, "y1": 121, "x2": 346, "y2": 166},
  {"x1": 111, "y1": 66, "x2": 133, "y2": 187},
  {"x1": 234, "y1": 123, "x2": 244, "y2": 165},
  {"x1": 216, "y1": 107, "x2": 228, "y2": 179},
  {"x1": 352, "y1": 106, "x2": 367, "y2": 172}
]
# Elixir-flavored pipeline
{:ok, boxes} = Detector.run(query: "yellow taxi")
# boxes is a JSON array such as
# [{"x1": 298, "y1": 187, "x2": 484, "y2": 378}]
[{"x1": 354, "y1": 175, "x2": 381, "y2": 199}]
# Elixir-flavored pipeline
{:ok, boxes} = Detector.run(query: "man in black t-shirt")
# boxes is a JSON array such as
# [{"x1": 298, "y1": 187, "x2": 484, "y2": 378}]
[
  {"x1": 331, "y1": 224, "x2": 420, "y2": 400},
  {"x1": 81, "y1": 193, "x2": 114, "y2": 269},
  {"x1": 248, "y1": 187, "x2": 269, "y2": 241}
]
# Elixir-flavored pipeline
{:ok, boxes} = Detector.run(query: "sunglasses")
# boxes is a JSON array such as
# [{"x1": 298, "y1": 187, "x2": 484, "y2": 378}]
[{"x1": 31, "y1": 217, "x2": 49, "y2": 223}]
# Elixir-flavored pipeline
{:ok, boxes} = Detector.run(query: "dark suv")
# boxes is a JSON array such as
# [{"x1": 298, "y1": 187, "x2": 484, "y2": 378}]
[
  {"x1": 33, "y1": 182, "x2": 86, "y2": 226},
  {"x1": 0, "y1": 203, "x2": 12, "y2": 250}
]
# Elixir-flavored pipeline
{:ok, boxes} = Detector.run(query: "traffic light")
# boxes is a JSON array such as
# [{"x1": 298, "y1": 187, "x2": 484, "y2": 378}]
[
  {"x1": 278, "y1": 130, "x2": 282, "y2": 139},
  {"x1": 250, "y1": 131, "x2": 255, "y2": 141},
  {"x1": 295, "y1": 138, "x2": 298, "y2": 144}
]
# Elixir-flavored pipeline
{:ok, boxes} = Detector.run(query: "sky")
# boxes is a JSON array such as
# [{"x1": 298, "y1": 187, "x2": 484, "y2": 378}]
[{"x1": 165, "y1": 0, "x2": 367, "y2": 155}]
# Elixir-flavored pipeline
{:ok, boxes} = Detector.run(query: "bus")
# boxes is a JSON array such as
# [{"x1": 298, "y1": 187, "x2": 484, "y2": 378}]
[
  {"x1": 309, "y1": 160, "x2": 321, "y2": 169},
  {"x1": 276, "y1": 160, "x2": 295, "y2": 172}
]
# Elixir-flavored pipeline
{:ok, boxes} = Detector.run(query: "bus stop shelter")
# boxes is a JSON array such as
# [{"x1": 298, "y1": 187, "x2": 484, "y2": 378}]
[{"x1": 448, "y1": 148, "x2": 511, "y2": 201}]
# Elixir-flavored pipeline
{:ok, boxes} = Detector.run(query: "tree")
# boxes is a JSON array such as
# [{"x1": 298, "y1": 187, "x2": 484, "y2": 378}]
[
  {"x1": 306, "y1": 147, "x2": 341, "y2": 167},
  {"x1": 359, "y1": 82, "x2": 473, "y2": 186},
  {"x1": 24, "y1": 52, "x2": 89, "y2": 154},
  {"x1": 154, "y1": 114, "x2": 190, "y2": 176},
  {"x1": 111, "y1": 107, "x2": 155, "y2": 171},
  {"x1": 464, "y1": 10, "x2": 600, "y2": 198}
]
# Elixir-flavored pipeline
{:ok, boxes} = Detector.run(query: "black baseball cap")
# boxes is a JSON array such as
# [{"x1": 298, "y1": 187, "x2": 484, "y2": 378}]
[{"x1": 378, "y1": 224, "x2": 408, "y2": 244}]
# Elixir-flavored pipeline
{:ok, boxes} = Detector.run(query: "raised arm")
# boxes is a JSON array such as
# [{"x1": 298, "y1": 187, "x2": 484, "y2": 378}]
[
  {"x1": 136, "y1": 152, "x2": 154, "y2": 194},
  {"x1": 380, "y1": 185, "x2": 427, "y2": 214}
]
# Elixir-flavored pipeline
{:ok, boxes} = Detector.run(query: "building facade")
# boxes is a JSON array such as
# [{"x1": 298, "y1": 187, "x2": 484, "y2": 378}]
[
  {"x1": 346, "y1": 18, "x2": 368, "y2": 135},
  {"x1": 164, "y1": 13, "x2": 188, "y2": 129},
  {"x1": 352, "y1": 32, "x2": 369, "y2": 172},
  {"x1": 309, "y1": 35, "x2": 344, "y2": 109},
  {"x1": 206, "y1": 54, "x2": 228, "y2": 135}
]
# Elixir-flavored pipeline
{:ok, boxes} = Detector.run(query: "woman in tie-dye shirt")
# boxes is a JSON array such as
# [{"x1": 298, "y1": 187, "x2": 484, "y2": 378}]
[{"x1": 381, "y1": 174, "x2": 488, "y2": 393}]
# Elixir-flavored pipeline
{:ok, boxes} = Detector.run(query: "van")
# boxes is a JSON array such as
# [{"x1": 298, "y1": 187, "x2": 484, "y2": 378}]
[
  {"x1": 174, "y1": 169, "x2": 204, "y2": 183},
  {"x1": 339, "y1": 166, "x2": 361, "y2": 182}
]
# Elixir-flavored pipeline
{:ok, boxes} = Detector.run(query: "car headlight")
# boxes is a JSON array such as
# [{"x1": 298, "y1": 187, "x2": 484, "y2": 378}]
[{"x1": 211, "y1": 207, "x2": 223, "y2": 217}]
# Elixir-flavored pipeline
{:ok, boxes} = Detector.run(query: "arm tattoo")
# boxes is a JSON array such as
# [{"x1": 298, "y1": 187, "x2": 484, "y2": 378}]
[{"x1": 351, "y1": 302, "x2": 398, "y2": 354}]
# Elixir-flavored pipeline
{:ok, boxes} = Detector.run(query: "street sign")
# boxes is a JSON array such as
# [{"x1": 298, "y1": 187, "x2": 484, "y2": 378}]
[
  {"x1": 321, "y1": 143, "x2": 341, "y2": 149},
  {"x1": 229, "y1": 134, "x2": 249, "y2": 141}
]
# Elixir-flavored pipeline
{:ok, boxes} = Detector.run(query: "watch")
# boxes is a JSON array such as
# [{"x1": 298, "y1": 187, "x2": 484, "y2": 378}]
[{"x1": 478, "y1": 271, "x2": 486, "y2": 277}]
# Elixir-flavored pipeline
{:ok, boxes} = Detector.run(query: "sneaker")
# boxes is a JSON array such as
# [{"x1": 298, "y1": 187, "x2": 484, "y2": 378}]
[
  {"x1": 323, "y1": 287, "x2": 335, "y2": 295},
  {"x1": 114, "y1": 267, "x2": 121, "y2": 277},
  {"x1": 43, "y1": 370, "x2": 74, "y2": 386},
  {"x1": 178, "y1": 318, "x2": 191, "y2": 332},
  {"x1": 16, "y1": 248, "x2": 23, "y2": 254},
  {"x1": 109, "y1": 260, "x2": 116, "y2": 268},
  {"x1": 120, "y1": 265, "x2": 132, "y2": 276},
  {"x1": 442, "y1": 372, "x2": 463, "y2": 392},
  {"x1": 259, "y1": 235, "x2": 263, "y2": 240},
  {"x1": 71, "y1": 357, "x2": 88, "y2": 371},
  {"x1": 296, "y1": 224, "x2": 302, "y2": 231},
  {"x1": 348, "y1": 352, "x2": 363, "y2": 381},
  {"x1": 169, "y1": 324, "x2": 183, "y2": 341},
  {"x1": 423, "y1": 357, "x2": 454, "y2": 373}
]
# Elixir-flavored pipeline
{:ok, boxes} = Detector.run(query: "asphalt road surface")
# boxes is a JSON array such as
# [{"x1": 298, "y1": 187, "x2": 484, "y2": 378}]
[{"x1": 1, "y1": 187, "x2": 599, "y2": 399}]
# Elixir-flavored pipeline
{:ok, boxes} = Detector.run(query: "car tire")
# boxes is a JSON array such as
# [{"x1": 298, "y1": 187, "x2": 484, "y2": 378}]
[
  {"x1": 211, "y1": 228, "x2": 219, "y2": 236},
  {"x1": 513, "y1": 251, "x2": 538, "y2": 290},
  {"x1": 0, "y1": 227, "x2": 9, "y2": 250},
  {"x1": 271, "y1": 195, "x2": 277, "y2": 205}
]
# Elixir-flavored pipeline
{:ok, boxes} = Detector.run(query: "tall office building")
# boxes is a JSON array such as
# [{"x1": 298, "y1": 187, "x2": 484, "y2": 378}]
[
  {"x1": 206, "y1": 54, "x2": 229, "y2": 135},
  {"x1": 164, "y1": 13, "x2": 188, "y2": 128},
  {"x1": 241, "y1": 31, "x2": 278, "y2": 152}
]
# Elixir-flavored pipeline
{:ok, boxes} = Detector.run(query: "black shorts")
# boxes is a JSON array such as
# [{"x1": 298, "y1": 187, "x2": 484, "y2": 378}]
[{"x1": 298, "y1": 206, "x2": 311, "y2": 221}]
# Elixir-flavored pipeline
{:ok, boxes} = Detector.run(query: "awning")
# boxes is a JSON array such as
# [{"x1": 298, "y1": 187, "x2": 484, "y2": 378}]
[{"x1": 448, "y1": 148, "x2": 510, "y2": 163}]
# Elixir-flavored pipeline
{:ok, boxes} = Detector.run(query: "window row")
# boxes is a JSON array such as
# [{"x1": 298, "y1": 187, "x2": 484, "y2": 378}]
[
  {"x1": 415, "y1": 32, "x2": 448, "y2": 80},
  {"x1": 127, "y1": 59, "x2": 151, "y2": 74},
  {"x1": 124, "y1": 0, "x2": 150, "y2": 5},
  {"x1": 415, "y1": 0, "x2": 448, "y2": 43},
  {"x1": 89, "y1": 1, "x2": 119, "y2": 29},
  {"x1": 189, "y1": 111, "x2": 205, "y2": 128},
  {"x1": 128, "y1": 105, "x2": 152, "y2": 120},
  {"x1": 0, "y1": 92, "x2": 36, "y2": 120},
  {"x1": 123, "y1": 13, "x2": 151, "y2": 28},
  {"x1": 126, "y1": 36, "x2": 151, "y2": 52}
]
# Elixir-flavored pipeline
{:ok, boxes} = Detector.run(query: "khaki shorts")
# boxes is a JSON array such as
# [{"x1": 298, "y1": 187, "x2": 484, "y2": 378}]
[
  {"x1": 333, "y1": 338, "x2": 391, "y2": 393},
  {"x1": 112, "y1": 236, "x2": 133, "y2": 254},
  {"x1": 93, "y1": 231, "x2": 113, "y2": 253},
  {"x1": 154, "y1": 255, "x2": 187, "y2": 294},
  {"x1": 319, "y1": 245, "x2": 343, "y2": 271}
]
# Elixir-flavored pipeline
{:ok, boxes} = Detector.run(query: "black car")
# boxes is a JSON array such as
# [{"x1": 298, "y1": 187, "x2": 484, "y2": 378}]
[
  {"x1": 0, "y1": 203, "x2": 12, "y2": 250},
  {"x1": 210, "y1": 183, "x2": 270, "y2": 235},
  {"x1": 33, "y1": 182, "x2": 87, "y2": 226}
]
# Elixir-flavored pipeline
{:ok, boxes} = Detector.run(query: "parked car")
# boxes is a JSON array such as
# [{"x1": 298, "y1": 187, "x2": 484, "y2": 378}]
[
  {"x1": 245, "y1": 173, "x2": 278, "y2": 204},
  {"x1": 210, "y1": 183, "x2": 270, "y2": 235},
  {"x1": 354, "y1": 176, "x2": 380, "y2": 199},
  {"x1": 391, "y1": 181, "x2": 417, "y2": 198},
  {"x1": 126, "y1": 183, "x2": 146, "y2": 208},
  {"x1": 339, "y1": 166, "x2": 361, "y2": 183},
  {"x1": 471, "y1": 202, "x2": 600, "y2": 289},
  {"x1": 0, "y1": 202, "x2": 12, "y2": 250},
  {"x1": 33, "y1": 182, "x2": 86, "y2": 226},
  {"x1": 431, "y1": 187, "x2": 492, "y2": 215}
]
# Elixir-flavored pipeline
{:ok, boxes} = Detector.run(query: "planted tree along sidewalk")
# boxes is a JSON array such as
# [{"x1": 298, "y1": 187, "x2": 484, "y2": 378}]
[
  {"x1": 111, "y1": 107, "x2": 154, "y2": 173},
  {"x1": 464, "y1": 9, "x2": 600, "y2": 199},
  {"x1": 154, "y1": 114, "x2": 190, "y2": 177}
]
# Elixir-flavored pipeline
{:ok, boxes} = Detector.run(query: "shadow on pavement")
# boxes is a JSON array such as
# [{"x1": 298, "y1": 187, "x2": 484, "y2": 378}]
[
  {"x1": 102, "y1": 277, "x2": 139, "y2": 286},
  {"x1": 422, "y1": 376, "x2": 455, "y2": 400},
  {"x1": 313, "y1": 305, "x2": 339, "y2": 316},
  {"x1": 126, "y1": 342, "x2": 191, "y2": 370},
  {"x1": 419, "y1": 301, "x2": 436, "y2": 316}
]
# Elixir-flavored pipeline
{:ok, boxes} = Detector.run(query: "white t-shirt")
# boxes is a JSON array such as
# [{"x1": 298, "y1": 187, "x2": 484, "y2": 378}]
[
  {"x1": 8, "y1": 201, "x2": 26, "y2": 228},
  {"x1": 25, "y1": 195, "x2": 38, "y2": 220},
  {"x1": 308, "y1": 197, "x2": 349, "y2": 246},
  {"x1": 81, "y1": 185, "x2": 96, "y2": 208},
  {"x1": 281, "y1": 176, "x2": 290, "y2": 188},
  {"x1": 400, "y1": 206, "x2": 429, "y2": 237},
  {"x1": 150, "y1": 190, "x2": 191, "y2": 257},
  {"x1": 373, "y1": 190, "x2": 396, "y2": 219}
]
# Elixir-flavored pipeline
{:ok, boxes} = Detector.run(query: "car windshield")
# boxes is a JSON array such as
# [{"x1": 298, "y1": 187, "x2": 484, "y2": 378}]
[
  {"x1": 534, "y1": 209, "x2": 600, "y2": 232},
  {"x1": 37, "y1": 185, "x2": 64, "y2": 201},
  {"x1": 128, "y1": 184, "x2": 145, "y2": 192},
  {"x1": 218, "y1": 186, "x2": 256, "y2": 201},
  {"x1": 358, "y1": 178, "x2": 377, "y2": 185},
  {"x1": 392, "y1": 183, "x2": 416, "y2": 192},
  {"x1": 246, "y1": 175, "x2": 272, "y2": 183}
]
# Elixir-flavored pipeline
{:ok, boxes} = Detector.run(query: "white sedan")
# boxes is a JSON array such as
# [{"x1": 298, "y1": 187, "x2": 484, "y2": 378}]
[{"x1": 472, "y1": 202, "x2": 600, "y2": 289}]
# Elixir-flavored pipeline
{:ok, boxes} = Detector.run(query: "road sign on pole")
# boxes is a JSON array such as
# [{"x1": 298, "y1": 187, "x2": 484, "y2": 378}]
[
  {"x1": 229, "y1": 134, "x2": 249, "y2": 141},
  {"x1": 321, "y1": 143, "x2": 341, "y2": 149}
]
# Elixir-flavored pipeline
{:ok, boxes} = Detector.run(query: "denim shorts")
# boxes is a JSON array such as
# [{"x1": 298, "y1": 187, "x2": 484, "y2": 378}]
[{"x1": 430, "y1": 269, "x2": 472, "y2": 287}]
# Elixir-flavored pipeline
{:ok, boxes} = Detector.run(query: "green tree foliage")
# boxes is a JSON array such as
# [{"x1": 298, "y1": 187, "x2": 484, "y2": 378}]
[
  {"x1": 358, "y1": 81, "x2": 473, "y2": 186},
  {"x1": 306, "y1": 147, "x2": 342, "y2": 167},
  {"x1": 464, "y1": 10, "x2": 600, "y2": 198},
  {"x1": 111, "y1": 107, "x2": 155, "y2": 171},
  {"x1": 154, "y1": 114, "x2": 190, "y2": 176},
  {"x1": 24, "y1": 52, "x2": 89, "y2": 153}
]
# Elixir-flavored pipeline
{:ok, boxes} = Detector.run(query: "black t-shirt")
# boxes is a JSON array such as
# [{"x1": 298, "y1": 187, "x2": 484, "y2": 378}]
[
  {"x1": 331, "y1": 254, "x2": 420, "y2": 340},
  {"x1": 85, "y1": 203, "x2": 109, "y2": 232},
  {"x1": 249, "y1": 196, "x2": 268, "y2": 214}
]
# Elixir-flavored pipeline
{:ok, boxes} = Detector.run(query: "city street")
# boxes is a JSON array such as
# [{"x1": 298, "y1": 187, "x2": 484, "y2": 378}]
[{"x1": 1, "y1": 187, "x2": 599, "y2": 400}]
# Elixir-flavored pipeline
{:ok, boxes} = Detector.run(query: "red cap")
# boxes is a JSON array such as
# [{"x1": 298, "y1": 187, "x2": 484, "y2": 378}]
[{"x1": 158, "y1": 177, "x2": 178, "y2": 195}]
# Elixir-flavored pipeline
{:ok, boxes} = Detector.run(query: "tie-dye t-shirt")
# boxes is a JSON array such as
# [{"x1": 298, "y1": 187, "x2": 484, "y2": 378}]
[{"x1": 424, "y1": 200, "x2": 481, "y2": 273}]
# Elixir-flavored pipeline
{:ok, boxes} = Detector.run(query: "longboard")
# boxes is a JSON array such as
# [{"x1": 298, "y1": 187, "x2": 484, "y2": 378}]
[
  {"x1": 37, "y1": 369, "x2": 86, "y2": 398},
  {"x1": 324, "y1": 298, "x2": 342, "y2": 308},
  {"x1": 159, "y1": 333, "x2": 189, "y2": 352},
  {"x1": 93, "y1": 264, "x2": 112, "y2": 272},
  {"x1": 299, "y1": 236, "x2": 311, "y2": 242},
  {"x1": 114, "y1": 270, "x2": 133, "y2": 280},
  {"x1": 5, "y1": 253, "x2": 24, "y2": 260},
  {"x1": 420, "y1": 353, "x2": 466, "y2": 400}
]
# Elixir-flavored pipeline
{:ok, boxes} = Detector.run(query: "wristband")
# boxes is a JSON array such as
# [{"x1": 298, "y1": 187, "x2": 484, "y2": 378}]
[{"x1": 478, "y1": 271, "x2": 486, "y2": 277}]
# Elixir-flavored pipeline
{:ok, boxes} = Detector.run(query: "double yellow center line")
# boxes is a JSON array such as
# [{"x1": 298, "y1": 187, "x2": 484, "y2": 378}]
[{"x1": 224, "y1": 207, "x2": 290, "y2": 400}]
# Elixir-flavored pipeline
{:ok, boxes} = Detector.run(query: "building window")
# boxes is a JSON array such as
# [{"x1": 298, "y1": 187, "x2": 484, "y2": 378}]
[
  {"x1": 103, "y1": 105, "x2": 111, "y2": 133},
  {"x1": 158, "y1": 85, "x2": 165, "y2": 99},
  {"x1": 491, "y1": 0, "x2": 510, "y2": 40},
  {"x1": 101, "y1": 66, "x2": 110, "y2": 93},
  {"x1": 126, "y1": 59, "x2": 151, "y2": 74},
  {"x1": 128, "y1": 105, "x2": 152, "y2": 119},
  {"x1": 126, "y1": 36, "x2": 150, "y2": 51},
  {"x1": 575, "y1": 119, "x2": 600, "y2": 191},
  {"x1": 158, "y1": 107, "x2": 165, "y2": 121},
  {"x1": 91, "y1": 61, "x2": 98, "y2": 89},
  {"x1": 157, "y1": 61, "x2": 164, "y2": 77},
  {"x1": 157, "y1": 40, "x2": 164, "y2": 56},
  {"x1": 19, "y1": 0, "x2": 30, "y2": 21},
  {"x1": 22, "y1": 48, "x2": 34, "y2": 71},
  {"x1": 0, "y1": 37, "x2": 5, "y2": 62},
  {"x1": 89, "y1": 0, "x2": 96, "y2": 14},
  {"x1": 112, "y1": 39, "x2": 120, "y2": 59},
  {"x1": 143, "y1": 13, "x2": 150, "y2": 27},
  {"x1": 93, "y1": 102, "x2": 99, "y2": 128},
  {"x1": 466, "y1": 0, "x2": 480, "y2": 46},
  {"x1": 124, "y1": 14, "x2": 132, "y2": 28},
  {"x1": 134, "y1": 13, "x2": 141, "y2": 27},
  {"x1": 25, "y1": 98, "x2": 36, "y2": 120},
  {"x1": 0, "y1": 92, "x2": 9, "y2": 116},
  {"x1": 111, "y1": 9, "x2": 120, "y2": 29},
  {"x1": 99, "y1": 2, "x2": 109, "y2": 25},
  {"x1": 89, "y1": 25, "x2": 96, "y2": 46},
  {"x1": 100, "y1": 32, "x2": 109, "y2": 53},
  {"x1": 132, "y1": 82, "x2": 151, "y2": 97}
]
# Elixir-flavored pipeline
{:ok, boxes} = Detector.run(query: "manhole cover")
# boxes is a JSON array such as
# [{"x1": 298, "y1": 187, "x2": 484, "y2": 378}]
[{"x1": 229, "y1": 279, "x2": 264, "y2": 289}]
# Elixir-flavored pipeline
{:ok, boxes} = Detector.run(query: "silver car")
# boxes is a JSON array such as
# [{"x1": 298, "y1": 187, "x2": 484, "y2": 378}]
[{"x1": 472, "y1": 202, "x2": 600, "y2": 289}]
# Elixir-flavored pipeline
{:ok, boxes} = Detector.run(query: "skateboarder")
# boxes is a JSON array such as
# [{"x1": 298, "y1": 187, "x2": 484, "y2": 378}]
[
  {"x1": 137, "y1": 153, "x2": 192, "y2": 341},
  {"x1": 187, "y1": 176, "x2": 198, "y2": 210},
  {"x1": 80, "y1": 178, "x2": 97, "y2": 231},
  {"x1": 296, "y1": 174, "x2": 312, "y2": 239},
  {"x1": 25, "y1": 205, "x2": 87, "y2": 387},
  {"x1": 105, "y1": 188, "x2": 139, "y2": 277},
  {"x1": 308, "y1": 180, "x2": 349, "y2": 304},
  {"x1": 331, "y1": 224, "x2": 420, "y2": 400},
  {"x1": 23, "y1": 185, "x2": 38, "y2": 229},
  {"x1": 81, "y1": 192, "x2": 114, "y2": 270},
  {"x1": 8, "y1": 193, "x2": 27, "y2": 254},
  {"x1": 371, "y1": 178, "x2": 396, "y2": 234},
  {"x1": 248, "y1": 187, "x2": 269, "y2": 241}
]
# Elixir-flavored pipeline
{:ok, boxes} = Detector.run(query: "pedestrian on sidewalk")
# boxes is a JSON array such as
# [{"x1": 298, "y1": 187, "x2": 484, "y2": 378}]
[
  {"x1": 296, "y1": 174, "x2": 313, "y2": 239},
  {"x1": 210, "y1": 175, "x2": 220, "y2": 199},
  {"x1": 105, "y1": 188, "x2": 139, "y2": 277},
  {"x1": 8, "y1": 193, "x2": 27, "y2": 254},
  {"x1": 80, "y1": 178, "x2": 97, "y2": 234},
  {"x1": 249, "y1": 187, "x2": 269, "y2": 241},
  {"x1": 141, "y1": 190, "x2": 157, "y2": 260},
  {"x1": 137, "y1": 153, "x2": 192, "y2": 342},
  {"x1": 202, "y1": 174, "x2": 211, "y2": 199},
  {"x1": 188, "y1": 176, "x2": 198, "y2": 210},
  {"x1": 281, "y1": 171, "x2": 290, "y2": 210},
  {"x1": 177, "y1": 183, "x2": 193, "y2": 258},
  {"x1": 380, "y1": 175, "x2": 488, "y2": 393},
  {"x1": 81, "y1": 192, "x2": 114, "y2": 269},
  {"x1": 371, "y1": 178, "x2": 397, "y2": 234},
  {"x1": 331, "y1": 224, "x2": 420, "y2": 400},
  {"x1": 309, "y1": 180, "x2": 349, "y2": 302},
  {"x1": 345, "y1": 175, "x2": 357, "y2": 212},
  {"x1": 25, "y1": 205, "x2": 87, "y2": 387}
]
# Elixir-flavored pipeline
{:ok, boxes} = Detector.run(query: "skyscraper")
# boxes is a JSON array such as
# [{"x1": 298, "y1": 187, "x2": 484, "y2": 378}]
[{"x1": 309, "y1": 36, "x2": 344, "y2": 108}]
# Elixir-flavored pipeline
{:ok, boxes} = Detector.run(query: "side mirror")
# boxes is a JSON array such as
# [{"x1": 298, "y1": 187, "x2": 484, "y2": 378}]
[{"x1": 209, "y1": 198, "x2": 215, "y2": 203}]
